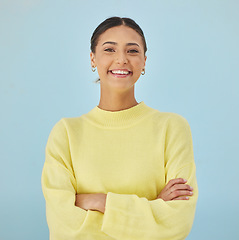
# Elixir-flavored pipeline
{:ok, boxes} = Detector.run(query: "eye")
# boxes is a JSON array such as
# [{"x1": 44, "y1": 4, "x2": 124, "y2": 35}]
[
  {"x1": 104, "y1": 48, "x2": 115, "y2": 52},
  {"x1": 128, "y1": 49, "x2": 139, "y2": 54}
]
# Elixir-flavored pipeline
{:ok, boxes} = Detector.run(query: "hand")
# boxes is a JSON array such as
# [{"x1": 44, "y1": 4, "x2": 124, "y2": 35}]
[
  {"x1": 75, "y1": 193, "x2": 107, "y2": 213},
  {"x1": 157, "y1": 178, "x2": 193, "y2": 201}
]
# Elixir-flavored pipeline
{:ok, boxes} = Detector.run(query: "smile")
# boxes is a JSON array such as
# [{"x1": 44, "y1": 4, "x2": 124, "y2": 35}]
[
  {"x1": 109, "y1": 69, "x2": 132, "y2": 78},
  {"x1": 112, "y1": 70, "x2": 130, "y2": 74}
]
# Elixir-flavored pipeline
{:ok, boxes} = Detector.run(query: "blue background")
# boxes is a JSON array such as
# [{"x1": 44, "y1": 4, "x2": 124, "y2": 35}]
[{"x1": 0, "y1": 0, "x2": 238, "y2": 239}]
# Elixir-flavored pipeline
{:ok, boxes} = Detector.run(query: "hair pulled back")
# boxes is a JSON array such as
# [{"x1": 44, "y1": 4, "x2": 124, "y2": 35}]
[{"x1": 90, "y1": 17, "x2": 147, "y2": 55}]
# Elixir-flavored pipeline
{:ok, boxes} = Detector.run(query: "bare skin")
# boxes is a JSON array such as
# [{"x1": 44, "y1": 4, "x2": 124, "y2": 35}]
[
  {"x1": 156, "y1": 178, "x2": 193, "y2": 201},
  {"x1": 75, "y1": 26, "x2": 193, "y2": 213},
  {"x1": 75, "y1": 193, "x2": 106, "y2": 213}
]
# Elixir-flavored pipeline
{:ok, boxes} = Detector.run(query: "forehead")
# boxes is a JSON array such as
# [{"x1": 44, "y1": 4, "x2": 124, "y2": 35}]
[{"x1": 97, "y1": 25, "x2": 143, "y2": 46}]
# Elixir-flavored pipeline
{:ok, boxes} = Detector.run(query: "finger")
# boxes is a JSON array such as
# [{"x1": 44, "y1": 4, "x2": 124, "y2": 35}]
[
  {"x1": 173, "y1": 196, "x2": 190, "y2": 200},
  {"x1": 168, "y1": 190, "x2": 193, "y2": 200},
  {"x1": 170, "y1": 184, "x2": 193, "y2": 192},
  {"x1": 165, "y1": 178, "x2": 187, "y2": 191},
  {"x1": 163, "y1": 187, "x2": 193, "y2": 201}
]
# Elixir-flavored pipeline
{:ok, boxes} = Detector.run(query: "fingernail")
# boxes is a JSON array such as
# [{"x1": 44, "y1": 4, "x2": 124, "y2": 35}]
[
  {"x1": 190, "y1": 187, "x2": 193, "y2": 190},
  {"x1": 190, "y1": 192, "x2": 193, "y2": 195},
  {"x1": 186, "y1": 197, "x2": 189, "y2": 200},
  {"x1": 183, "y1": 179, "x2": 187, "y2": 182}
]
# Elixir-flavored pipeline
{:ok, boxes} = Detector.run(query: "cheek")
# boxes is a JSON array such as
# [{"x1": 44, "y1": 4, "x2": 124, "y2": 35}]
[
  {"x1": 96, "y1": 55, "x2": 112, "y2": 71},
  {"x1": 132, "y1": 57, "x2": 145, "y2": 68}
]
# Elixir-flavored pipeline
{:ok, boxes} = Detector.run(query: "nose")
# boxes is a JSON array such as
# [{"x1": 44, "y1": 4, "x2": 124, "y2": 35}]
[{"x1": 115, "y1": 51, "x2": 128, "y2": 65}]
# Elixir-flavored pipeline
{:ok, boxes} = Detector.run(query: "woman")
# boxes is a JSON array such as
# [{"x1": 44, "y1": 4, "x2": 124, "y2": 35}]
[{"x1": 42, "y1": 17, "x2": 198, "y2": 240}]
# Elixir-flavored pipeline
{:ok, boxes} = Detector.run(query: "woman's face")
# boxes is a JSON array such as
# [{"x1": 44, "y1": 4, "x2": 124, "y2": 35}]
[{"x1": 90, "y1": 25, "x2": 147, "y2": 91}]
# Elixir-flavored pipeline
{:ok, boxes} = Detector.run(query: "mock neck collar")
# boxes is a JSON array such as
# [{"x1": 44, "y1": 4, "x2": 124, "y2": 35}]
[{"x1": 83, "y1": 101, "x2": 156, "y2": 128}]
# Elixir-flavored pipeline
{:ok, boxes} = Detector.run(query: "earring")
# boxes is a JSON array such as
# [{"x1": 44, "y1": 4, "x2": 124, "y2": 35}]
[
  {"x1": 91, "y1": 66, "x2": 96, "y2": 72},
  {"x1": 141, "y1": 69, "x2": 145, "y2": 75}
]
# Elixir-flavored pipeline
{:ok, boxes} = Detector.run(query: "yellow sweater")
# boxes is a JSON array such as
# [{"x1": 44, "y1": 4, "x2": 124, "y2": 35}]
[{"x1": 41, "y1": 101, "x2": 198, "y2": 240}]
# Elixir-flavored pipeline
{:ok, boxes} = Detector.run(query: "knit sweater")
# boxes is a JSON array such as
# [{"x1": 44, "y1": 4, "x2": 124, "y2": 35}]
[{"x1": 41, "y1": 101, "x2": 198, "y2": 240}]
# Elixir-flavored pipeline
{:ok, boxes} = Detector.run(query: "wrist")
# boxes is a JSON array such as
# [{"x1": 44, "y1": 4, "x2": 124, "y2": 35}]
[
  {"x1": 95, "y1": 193, "x2": 107, "y2": 213},
  {"x1": 88, "y1": 194, "x2": 99, "y2": 211}
]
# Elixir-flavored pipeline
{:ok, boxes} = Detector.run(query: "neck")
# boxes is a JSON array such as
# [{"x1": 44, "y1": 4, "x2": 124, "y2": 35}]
[{"x1": 98, "y1": 86, "x2": 138, "y2": 112}]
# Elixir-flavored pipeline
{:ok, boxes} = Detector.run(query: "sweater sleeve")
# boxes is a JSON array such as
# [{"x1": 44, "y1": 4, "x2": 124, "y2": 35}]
[
  {"x1": 101, "y1": 114, "x2": 198, "y2": 240},
  {"x1": 41, "y1": 120, "x2": 89, "y2": 239}
]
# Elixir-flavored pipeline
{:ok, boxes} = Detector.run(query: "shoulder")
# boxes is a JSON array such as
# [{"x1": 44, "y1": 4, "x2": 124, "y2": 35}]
[
  {"x1": 51, "y1": 115, "x2": 86, "y2": 131},
  {"x1": 47, "y1": 115, "x2": 86, "y2": 142},
  {"x1": 149, "y1": 107, "x2": 190, "y2": 129},
  {"x1": 165, "y1": 112, "x2": 190, "y2": 130},
  {"x1": 156, "y1": 112, "x2": 193, "y2": 141}
]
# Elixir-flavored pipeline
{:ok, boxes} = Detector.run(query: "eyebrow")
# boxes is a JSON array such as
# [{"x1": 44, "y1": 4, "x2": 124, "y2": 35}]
[{"x1": 102, "y1": 41, "x2": 140, "y2": 47}]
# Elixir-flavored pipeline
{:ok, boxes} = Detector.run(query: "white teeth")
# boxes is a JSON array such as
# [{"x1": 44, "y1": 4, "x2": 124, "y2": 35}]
[{"x1": 111, "y1": 70, "x2": 130, "y2": 75}]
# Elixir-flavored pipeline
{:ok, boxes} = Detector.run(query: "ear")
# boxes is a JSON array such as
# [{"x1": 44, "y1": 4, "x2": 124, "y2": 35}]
[
  {"x1": 90, "y1": 52, "x2": 96, "y2": 67},
  {"x1": 143, "y1": 55, "x2": 147, "y2": 67}
]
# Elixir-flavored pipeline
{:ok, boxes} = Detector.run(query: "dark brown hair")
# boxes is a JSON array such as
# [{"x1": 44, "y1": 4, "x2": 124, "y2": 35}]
[
  {"x1": 91, "y1": 16, "x2": 147, "y2": 55},
  {"x1": 90, "y1": 17, "x2": 147, "y2": 83}
]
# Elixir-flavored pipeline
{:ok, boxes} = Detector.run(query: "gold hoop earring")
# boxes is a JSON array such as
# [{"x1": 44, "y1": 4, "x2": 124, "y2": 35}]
[
  {"x1": 91, "y1": 66, "x2": 96, "y2": 72},
  {"x1": 141, "y1": 69, "x2": 145, "y2": 75}
]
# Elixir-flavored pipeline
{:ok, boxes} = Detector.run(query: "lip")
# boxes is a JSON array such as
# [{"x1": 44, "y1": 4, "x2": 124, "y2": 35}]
[
  {"x1": 108, "y1": 69, "x2": 132, "y2": 78},
  {"x1": 109, "y1": 68, "x2": 132, "y2": 72}
]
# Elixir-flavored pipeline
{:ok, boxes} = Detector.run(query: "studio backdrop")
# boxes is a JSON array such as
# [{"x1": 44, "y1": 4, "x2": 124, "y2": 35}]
[{"x1": 0, "y1": 0, "x2": 238, "y2": 239}]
